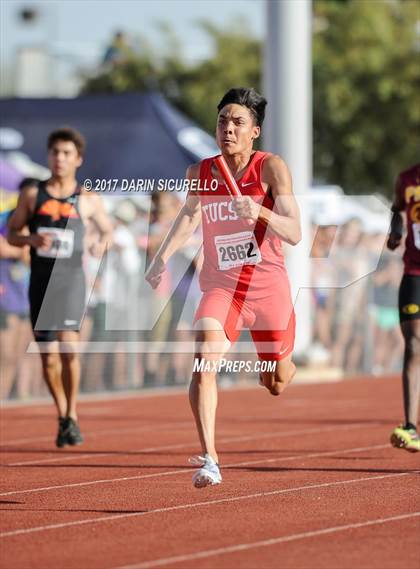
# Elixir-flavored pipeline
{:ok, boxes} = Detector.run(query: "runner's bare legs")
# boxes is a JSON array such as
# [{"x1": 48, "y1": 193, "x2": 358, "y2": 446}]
[
  {"x1": 40, "y1": 344, "x2": 66, "y2": 417},
  {"x1": 190, "y1": 317, "x2": 296, "y2": 461},
  {"x1": 190, "y1": 318, "x2": 230, "y2": 463},
  {"x1": 260, "y1": 353, "x2": 296, "y2": 396},
  {"x1": 58, "y1": 330, "x2": 81, "y2": 420},
  {"x1": 401, "y1": 320, "x2": 420, "y2": 427}
]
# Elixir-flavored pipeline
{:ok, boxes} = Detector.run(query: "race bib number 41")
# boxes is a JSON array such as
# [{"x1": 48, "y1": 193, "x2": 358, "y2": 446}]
[
  {"x1": 36, "y1": 227, "x2": 75, "y2": 259},
  {"x1": 214, "y1": 231, "x2": 262, "y2": 271}
]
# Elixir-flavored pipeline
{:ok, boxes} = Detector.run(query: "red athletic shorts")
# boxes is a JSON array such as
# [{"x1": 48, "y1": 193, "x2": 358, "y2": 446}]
[{"x1": 193, "y1": 287, "x2": 295, "y2": 361}]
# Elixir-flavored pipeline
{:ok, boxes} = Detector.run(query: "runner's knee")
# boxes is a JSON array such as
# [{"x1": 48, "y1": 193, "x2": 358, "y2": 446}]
[
  {"x1": 60, "y1": 350, "x2": 79, "y2": 365},
  {"x1": 268, "y1": 361, "x2": 296, "y2": 396},
  {"x1": 41, "y1": 352, "x2": 60, "y2": 375},
  {"x1": 194, "y1": 318, "x2": 230, "y2": 361},
  {"x1": 405, "y1": 335, "x2": 420, "y2": 358}
]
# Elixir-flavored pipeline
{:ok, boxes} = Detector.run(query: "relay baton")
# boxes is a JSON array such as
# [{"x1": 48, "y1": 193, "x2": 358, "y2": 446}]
[{"x1": 214, "y1": 155, "x2": 254, "y2": 226}]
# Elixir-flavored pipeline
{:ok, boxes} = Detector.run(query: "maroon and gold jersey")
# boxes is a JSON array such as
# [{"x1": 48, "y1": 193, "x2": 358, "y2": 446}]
[{"x1": 396, "y1": 163, "x2": 420, "y2": 276}]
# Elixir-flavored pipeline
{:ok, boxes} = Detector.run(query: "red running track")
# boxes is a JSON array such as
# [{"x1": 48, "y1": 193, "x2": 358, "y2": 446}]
[{"x1": 0, "y1": 375, "x2": 419, "y2": 569}]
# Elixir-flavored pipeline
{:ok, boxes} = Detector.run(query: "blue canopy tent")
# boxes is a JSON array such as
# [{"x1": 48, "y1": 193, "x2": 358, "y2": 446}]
[{"x1": 0, "y1": 92, "x2": 218, "y2": 184}]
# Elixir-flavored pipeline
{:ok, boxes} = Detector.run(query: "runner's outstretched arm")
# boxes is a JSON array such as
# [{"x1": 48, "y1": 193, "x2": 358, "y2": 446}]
[
  {"x1": 146, "y1": 164, "x2": 202, "y2": 289},
  {"x1": 387, "y1": 173, "x2": 405, "y2": 251}
]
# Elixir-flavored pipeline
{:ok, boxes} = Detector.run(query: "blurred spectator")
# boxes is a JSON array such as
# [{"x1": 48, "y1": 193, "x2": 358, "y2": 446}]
[
  {"x1": 371, "y1": 253, "x2": 404, "y2": 374},
  {"x1": 0, "y1": 178, "x2": 44, "y2": 400},
  {"x1": 144, "y1": 192, "x2": 181, "y2": 385},
  {"x1": 104, "y1": 199, "x2": 142, "y2": 388},
  {"x1": 78, "y1": 200, "x2": 143, "y2": 393},
  {"x1": 102, "y1": 31, "x2": 131, "y2": 67},
  {"x1": 79, "y1": 220, "x2": 108, "y2": 392},
  {"x1": 129, "y1": 197, "x2": 152, "y2": 387},
  {"x1": 309, "y1": 223, "x2": 337, "y2": 364},
  {"x1": 167, "y1": 246, "x2": 202, "y2": 385},
  {"x1": 331, "y1": 219, "x2": 368, "y2": 372},
  {"x1": 0, "y1": 230, "x2": 34, "y2": 398}
]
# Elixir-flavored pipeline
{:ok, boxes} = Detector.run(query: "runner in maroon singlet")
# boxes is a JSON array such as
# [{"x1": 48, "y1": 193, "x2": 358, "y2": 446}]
[{"x1": 387, "y1": 163, "x2": 420, "y2": 452}]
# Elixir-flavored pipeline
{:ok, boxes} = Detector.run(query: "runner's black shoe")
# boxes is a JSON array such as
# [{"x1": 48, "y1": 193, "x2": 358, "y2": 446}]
[
  {"x1": 64, "y1": 417, "x2": 84, "y2": 446},
  {"x1": 56, "y1": 417, "x2": 69, "y2": 448}
]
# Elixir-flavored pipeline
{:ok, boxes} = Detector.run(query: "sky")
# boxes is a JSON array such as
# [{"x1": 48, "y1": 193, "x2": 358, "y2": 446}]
[{"x1": 1, "y1": 0, "x2": 265, "y2": 68}]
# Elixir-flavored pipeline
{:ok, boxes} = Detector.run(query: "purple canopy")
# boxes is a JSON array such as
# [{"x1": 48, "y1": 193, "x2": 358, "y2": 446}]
[
  {"x1": 0, "y1": 160, "x2": 28, "y2": 314},
  {"x1": 0, "y1": 157, "x2": 23, "y2": 192},
  {"x1": 0, "y1": 158, "x2": 23, "y2": 234}
]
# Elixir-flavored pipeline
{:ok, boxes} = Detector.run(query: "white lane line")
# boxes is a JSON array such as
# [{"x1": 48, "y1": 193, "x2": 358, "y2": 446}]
[
  {"x1": 114, "y1": 512, "x2": 420, "y2": 569},
  {"x1": 0, "y1": 385, "x2": 188, "y2": 409},
  {"x1": 0, "y1": 379, "x2": 390, "y2": 446},
  {"x1": 0, "y1": 421, "x2": 191, "y2": 448},
  {"x1": 4, "y1": 421, "x2": 377, "y2": 467},
  {"x1": 1, "y1": 472, "x2": 418, "y2": 538},
  {"x1": 0, "y1": 442, "x2": 394, "y2": 497}
]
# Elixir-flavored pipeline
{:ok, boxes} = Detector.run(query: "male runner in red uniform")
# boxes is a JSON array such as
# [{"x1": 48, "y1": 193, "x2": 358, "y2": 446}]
[
  {"x1": 146, "y1": 87, "x2": 301, "y2": 487},
  {"x1": 387, "y1": 163, "x2": 420, "y2": 452},
  {"x1": 8, "y1": 127, "x2": 112, "y2": 447}
]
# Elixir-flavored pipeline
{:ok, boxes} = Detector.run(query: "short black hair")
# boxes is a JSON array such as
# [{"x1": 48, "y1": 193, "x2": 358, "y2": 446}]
[
  {"x1": 217, "y1": 87, "x2": 267, "y2": 127},
  {"x1": 47, "y1": 127, "x2": 86, "y2": 156}
]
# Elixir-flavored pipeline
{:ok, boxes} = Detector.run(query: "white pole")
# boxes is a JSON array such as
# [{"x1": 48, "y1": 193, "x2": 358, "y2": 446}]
[{"x1": 263, "y1": 0, "x2": 313, "y2": 355}]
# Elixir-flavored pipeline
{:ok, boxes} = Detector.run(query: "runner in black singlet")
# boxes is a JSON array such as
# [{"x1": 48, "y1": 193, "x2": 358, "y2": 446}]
[{"x1": 8, "y1": 127, "x2": 112, "y2": 447}]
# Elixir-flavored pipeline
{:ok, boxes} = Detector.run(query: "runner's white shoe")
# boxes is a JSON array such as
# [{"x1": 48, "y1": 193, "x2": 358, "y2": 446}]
[{"x1": 189, "y1": 454, "x2": 222, "y2": 488}]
